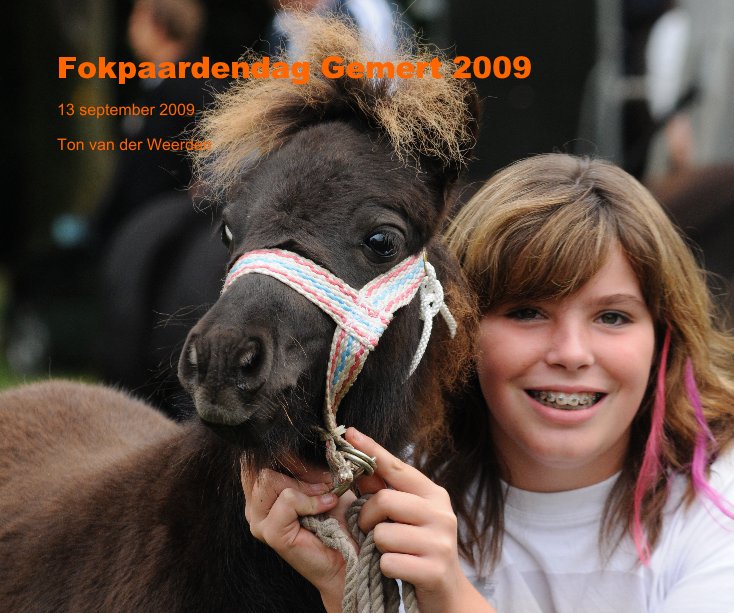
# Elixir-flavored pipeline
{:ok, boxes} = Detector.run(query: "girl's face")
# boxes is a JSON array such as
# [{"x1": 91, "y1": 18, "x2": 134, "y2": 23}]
[{"x1": 476, "y1": 245, "x2": 655, "y2": 491}]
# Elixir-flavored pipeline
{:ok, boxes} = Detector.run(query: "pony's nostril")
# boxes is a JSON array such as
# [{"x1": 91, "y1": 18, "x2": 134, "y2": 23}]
[
  {"x1": 236, "y1": 339, "x2": 266, "y2": 394},
  {"x1": 239, "y1": 340, "x2": 261, "y2": 373}
]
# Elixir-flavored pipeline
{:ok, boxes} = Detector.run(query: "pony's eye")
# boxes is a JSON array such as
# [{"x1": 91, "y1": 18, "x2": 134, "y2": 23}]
[
  {"x1": 363, "y1": 230, "x2": 400, "y2": 260},
  {"x1": 221, "y1": 223, "x2": 233, "y2": 248}
]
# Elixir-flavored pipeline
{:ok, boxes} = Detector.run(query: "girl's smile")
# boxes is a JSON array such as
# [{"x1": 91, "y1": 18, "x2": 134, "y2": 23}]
[
  {"x1": 524, "y1": 389, "x2": 606, "y2": 426},
  {"x1": 526, "y1": 390, "x2": 605, "y2": 410},
  {"x1": 476, "y1": 245, "x2": 656, "y2": 491}
]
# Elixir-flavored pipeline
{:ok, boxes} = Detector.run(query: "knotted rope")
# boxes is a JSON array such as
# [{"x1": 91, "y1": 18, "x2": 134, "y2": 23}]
[
  {"x1": 408, "y1": 260, "x2": 457, "y2": 376},
  {"x1": 300, "y1": 495, "x2": 418, "y2": 613},
  {"x1": 225, "y1": 248, "x2": 452, "y2": 611}
]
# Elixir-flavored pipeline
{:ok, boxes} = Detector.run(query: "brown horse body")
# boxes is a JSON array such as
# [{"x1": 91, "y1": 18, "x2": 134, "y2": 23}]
[{"x1": 0, "y1": 381, "x2": 320, "y2": 611}]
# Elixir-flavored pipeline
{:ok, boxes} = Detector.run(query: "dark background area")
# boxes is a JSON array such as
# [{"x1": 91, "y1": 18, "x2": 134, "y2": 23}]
[{"x1": 450, "y1": 0, "x2": 596, "y2": 183}]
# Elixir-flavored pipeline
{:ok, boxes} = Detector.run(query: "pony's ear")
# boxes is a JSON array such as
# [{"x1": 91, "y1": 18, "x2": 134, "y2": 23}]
[
  {"x1": 448, "y1": 84, "x2": 481, "y2": 182},
  {"x1": 419, "y1": 83, "x2": 481, "y2": 201},
  {"x1": 464, "y1": 86, "x2": 482, "y2": 156}
]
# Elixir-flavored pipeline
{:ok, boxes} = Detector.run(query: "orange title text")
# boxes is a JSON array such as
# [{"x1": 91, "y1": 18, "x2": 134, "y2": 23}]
[{"x1": 58, "y1": 55, "x2": 531, "y2": 85}]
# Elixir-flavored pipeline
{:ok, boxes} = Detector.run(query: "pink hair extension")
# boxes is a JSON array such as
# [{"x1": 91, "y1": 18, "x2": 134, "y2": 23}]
[
  {"x1": 685, "y1": 359, "x2": 734, "y2": 518},
  {"x1": 632, "y1": 326, "x2": 671, "y2": 564}
]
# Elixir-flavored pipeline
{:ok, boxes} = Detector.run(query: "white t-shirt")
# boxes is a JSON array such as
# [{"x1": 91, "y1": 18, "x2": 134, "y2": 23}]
[{"x1": 462, "y1": 449, "x2": 734, "y2": 612}]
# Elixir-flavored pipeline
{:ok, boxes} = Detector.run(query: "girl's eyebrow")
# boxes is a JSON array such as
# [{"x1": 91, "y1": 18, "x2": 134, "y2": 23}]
[{"x1": 592, "y1": 293, "x2": 646, "y2": 307}]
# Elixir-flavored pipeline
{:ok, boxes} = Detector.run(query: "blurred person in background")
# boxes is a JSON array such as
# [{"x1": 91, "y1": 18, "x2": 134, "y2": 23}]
[
  {"x1": 641, "y1": 0, "x2": 734, "y2": 324},
  {"x1": 91, "y1": 0, "x2": 208, "y2": 244}
]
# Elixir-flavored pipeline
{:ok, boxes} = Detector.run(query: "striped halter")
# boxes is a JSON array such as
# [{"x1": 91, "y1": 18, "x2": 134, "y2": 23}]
[{"x1": 222, "y1": 248, "x2": 456, "y2": 494}]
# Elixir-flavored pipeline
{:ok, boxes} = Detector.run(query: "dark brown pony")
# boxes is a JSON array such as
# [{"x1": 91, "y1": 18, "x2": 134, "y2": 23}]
[{"x1": 0, "y1": 15, "x2": 478, "y2": 612}]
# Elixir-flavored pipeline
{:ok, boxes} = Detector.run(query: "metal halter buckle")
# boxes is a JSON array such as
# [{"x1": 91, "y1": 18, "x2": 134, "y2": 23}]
[{"x1": 330, "y1": 443, "x2": 377, "y2": 496}]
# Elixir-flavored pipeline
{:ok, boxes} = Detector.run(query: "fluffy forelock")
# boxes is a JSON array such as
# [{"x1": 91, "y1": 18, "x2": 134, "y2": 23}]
[{"x1": 192, "y1": 12, "x2": 477, "y2": 200}]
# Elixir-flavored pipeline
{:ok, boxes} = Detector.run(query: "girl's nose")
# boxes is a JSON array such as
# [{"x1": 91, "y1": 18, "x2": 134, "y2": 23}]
[{"x1": 545, "y1": 320, "x2": 595, "y2": 370}]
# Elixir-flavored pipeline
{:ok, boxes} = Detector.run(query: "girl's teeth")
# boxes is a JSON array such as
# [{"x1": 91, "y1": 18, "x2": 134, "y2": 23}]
[{"x1": 529, "y1": 391, "x2": 602, "y2": 410}]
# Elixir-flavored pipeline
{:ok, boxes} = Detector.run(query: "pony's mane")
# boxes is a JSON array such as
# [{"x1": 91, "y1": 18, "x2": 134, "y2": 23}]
[{"x1": 193, "y1": 12, "x2": 477, "y2": 199}]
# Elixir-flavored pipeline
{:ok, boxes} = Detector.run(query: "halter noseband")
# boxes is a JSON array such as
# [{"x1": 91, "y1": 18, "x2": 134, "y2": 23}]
[{"x1": 222, "y1": 248, "x2": 456, "y2": 494}]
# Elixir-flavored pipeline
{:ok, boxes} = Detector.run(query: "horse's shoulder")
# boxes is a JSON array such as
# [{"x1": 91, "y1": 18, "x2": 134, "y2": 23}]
[{"x1": 0, "y1": 379, "x2": 179, "y2": 492}]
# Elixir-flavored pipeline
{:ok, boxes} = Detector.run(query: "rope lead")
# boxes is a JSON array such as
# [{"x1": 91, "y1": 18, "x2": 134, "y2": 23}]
[{"x1": 301, "y1": 495, "x2": 419, "y2": 613}]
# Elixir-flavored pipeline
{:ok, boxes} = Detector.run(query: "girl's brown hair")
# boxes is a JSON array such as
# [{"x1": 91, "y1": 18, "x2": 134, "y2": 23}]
[{"x1": 423, "y1": 153, "x2": 734, "y2": 571}]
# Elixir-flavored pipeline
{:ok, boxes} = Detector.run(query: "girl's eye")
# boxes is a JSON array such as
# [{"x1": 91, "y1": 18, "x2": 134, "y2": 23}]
[
  {"x1": 597, "y1": 311, "x2": 629, "y2": 326},
  {"x1": 221, "y1": 223, "x2": 233, "y2": 248},
  {"x1": 507, "y1": 307, "x2": 542, "y2": 320}
]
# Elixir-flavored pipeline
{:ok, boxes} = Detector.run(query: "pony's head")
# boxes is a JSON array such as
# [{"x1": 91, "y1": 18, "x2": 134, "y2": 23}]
[{"x1": 179, "y1": 14, "x2": 479, "y2": 470}]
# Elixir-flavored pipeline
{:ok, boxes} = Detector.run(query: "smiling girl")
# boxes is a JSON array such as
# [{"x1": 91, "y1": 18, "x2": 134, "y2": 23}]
[{"x1": 244, "y1": 154, "x2": 734, "y2": 612}]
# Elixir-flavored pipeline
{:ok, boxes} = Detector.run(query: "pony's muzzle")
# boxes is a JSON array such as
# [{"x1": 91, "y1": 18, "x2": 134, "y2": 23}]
[{"x1": 178, "y1": 327, "x2": 273, "y2": 426}]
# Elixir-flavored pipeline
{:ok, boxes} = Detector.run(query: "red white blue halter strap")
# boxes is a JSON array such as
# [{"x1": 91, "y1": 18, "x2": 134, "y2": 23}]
[{"x1": 222, "y1": 248, "x2": 456, "y2": 493}]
